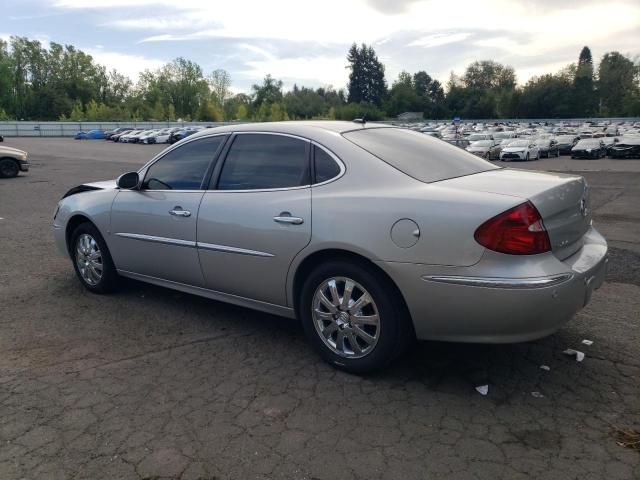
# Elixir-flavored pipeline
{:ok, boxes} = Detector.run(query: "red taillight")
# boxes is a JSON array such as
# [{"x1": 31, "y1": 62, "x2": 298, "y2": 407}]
[{"x1": 474, "y1": 201, "x2": 551, "y2": 255}]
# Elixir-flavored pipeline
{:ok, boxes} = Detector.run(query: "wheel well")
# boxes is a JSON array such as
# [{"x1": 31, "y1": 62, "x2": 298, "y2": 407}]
[
  {"x1": 292, "y1": 249, "x2": 413, "y2": 327},
  {"x1": 65, "y1": 215, "x2": 93, "y2": 255},
  {"x1": 0, "y1": 156, "x2": 19, "y2": 165}
]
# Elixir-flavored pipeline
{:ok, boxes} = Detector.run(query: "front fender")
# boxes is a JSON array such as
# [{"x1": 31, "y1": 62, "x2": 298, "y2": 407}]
[{"x1": 54, "y1": 189, "x2": 119, "y2": 255}]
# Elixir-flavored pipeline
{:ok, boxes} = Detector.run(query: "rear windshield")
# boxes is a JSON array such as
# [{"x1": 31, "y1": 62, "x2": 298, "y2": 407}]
[{"x1": 343, "y1": 127, "x2": 498, "y2": 183}]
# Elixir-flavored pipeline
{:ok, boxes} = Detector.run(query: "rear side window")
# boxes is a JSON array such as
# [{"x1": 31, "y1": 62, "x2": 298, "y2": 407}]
[
  {"x1": 343, "y1": 128, "x2": 498, "y2": 183},
  {"x1": 313, "y1": 145, "x2": 341, "y2": 184},
  {"x1": 217, "y1": 134, "x2": 309, "y2": 190},
  {"x1": 143, "y1": 135, "x2": 226, "y2": 190}
]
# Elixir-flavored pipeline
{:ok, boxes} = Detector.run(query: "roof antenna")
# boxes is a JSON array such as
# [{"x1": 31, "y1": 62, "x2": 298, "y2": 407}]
[{"x1": 353, "y1": 115, "x2": 367, "y2": 125}]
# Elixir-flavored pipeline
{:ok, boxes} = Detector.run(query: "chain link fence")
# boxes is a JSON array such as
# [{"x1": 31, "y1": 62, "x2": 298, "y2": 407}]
[{"x1": 0, "y1": 121, "x2": 233, "y2": 137}]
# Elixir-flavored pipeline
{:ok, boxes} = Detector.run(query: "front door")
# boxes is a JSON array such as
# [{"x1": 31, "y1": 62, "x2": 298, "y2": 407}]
[
  {"x1": 197, "y1": 133, "x2": 312, "y2": 306},
  {"x1": 109, "y1": 134, "x2": 228, "y2": 286}
]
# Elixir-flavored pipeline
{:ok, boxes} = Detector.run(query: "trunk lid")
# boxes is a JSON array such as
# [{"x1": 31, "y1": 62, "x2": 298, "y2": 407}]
[{"x1": 440, "y1": 169, "x2": 591, "y2": 259}]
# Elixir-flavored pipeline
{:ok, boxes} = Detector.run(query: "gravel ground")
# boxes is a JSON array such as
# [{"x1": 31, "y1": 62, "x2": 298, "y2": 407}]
[{"x1": 0, "y1": 138, "x2": 639, "y2": 480}]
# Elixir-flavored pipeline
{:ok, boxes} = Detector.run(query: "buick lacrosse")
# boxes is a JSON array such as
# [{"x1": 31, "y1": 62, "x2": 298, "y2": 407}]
[{"x1": 53, "y1": 122, "x2": 608, "y2": 372}]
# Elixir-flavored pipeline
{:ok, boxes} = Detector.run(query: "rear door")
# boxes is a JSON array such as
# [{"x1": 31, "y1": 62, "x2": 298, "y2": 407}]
[
  {"x1": 197, "y1": 133, "x2": 312, "y2": 306},
  {"x1": 109, "y1": 134, "x2": 228, "y2": 286}
]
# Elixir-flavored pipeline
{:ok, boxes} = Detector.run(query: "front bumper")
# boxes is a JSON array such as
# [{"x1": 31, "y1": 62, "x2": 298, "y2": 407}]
[
  {"x1": 381, "y1": 226, "x2": 608, "y2": 343},
  {"x1": 500, "y1": 151, "x2": 526, "y2": 161},
  {"x1": 19, "y1": 159, "x2": 30, "y2": 172},
  {"x1": 572, "y1": 150, "x2": 598, "y2": 159}
]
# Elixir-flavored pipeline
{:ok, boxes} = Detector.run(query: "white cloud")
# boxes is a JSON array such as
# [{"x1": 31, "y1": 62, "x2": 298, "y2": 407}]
[
  {"x1": 241, "y1": 55, "x2": 348, "y2": 90},
  {"x1": 46, "y1": 0, "x2": 640, "y2": 88},
  {"x1": 408, "y1": 33, "x2": 472, "y2": 48},
  {"x1": 84, "y1": 49, "x2": 165, "y2": 81}
]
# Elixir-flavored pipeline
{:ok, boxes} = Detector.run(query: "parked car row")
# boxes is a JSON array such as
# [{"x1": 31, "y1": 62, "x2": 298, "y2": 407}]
[
  {"x1": 74, "y1": 126, "x2": 212, "y2": 144},
  {"x1": 401, "y1": 120, "x2": 640, "y2": 161}
]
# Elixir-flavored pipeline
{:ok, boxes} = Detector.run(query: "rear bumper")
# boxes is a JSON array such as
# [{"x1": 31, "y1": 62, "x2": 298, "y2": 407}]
[{"x1": 381, "y1": 226, "x2": 608, "y2": 343}]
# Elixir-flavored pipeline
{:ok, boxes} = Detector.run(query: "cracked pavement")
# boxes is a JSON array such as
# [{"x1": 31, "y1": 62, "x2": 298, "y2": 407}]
[{"x1": 1, "y1": 138, "x2": 639, "y2": 479}]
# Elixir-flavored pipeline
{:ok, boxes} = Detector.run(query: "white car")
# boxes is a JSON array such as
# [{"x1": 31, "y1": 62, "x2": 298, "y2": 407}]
[
  {"x1": 148, "y1": 128, "x2": 179, "y2": 144},
  {"x1": 127, "y1": 130, "x2": 155, "y2": 144},
  {"x1": 138, "y1": 129, "x2": 161, "y2": 144},
  {"x1": 118, "y1": 130, "x2": 143, "y2": 143},
  {"x1": 499, "y1": 139, "x2": 540, "y2": 161}
]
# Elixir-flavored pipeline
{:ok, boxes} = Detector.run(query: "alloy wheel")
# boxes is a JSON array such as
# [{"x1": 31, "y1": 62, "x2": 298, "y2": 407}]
[
  {"x1": 75, "y1": 233, "x2": 103, "y2": 286},
  {"x1": 312, "y1": 277, "x2": 381, "y2": 359}
]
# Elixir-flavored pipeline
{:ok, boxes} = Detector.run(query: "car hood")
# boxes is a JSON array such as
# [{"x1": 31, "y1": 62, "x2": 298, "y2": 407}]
[
  {"x1": 466, "y1": 147, "x2": 489, "y2": 153},
  {"x1": 61, "y1": 179, "x2": 117, "y2": 199},
  {"x1": 0, "y1": 146, "x2": 27, "y2": 156},
  {"x1": 502, "y1": 146, "x2": 526, "y2": 152},
  {"x1": 84, "y1": 180, "x2": 118, "y2": 189}
]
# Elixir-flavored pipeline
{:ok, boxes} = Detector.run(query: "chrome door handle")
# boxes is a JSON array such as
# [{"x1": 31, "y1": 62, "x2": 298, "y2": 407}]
[
  {"x1": 274, "y1": 212, "x2": 304, "y2": 225},
  {"x1": 169, "y1": 207, "x2": 191, "y2": 217}
]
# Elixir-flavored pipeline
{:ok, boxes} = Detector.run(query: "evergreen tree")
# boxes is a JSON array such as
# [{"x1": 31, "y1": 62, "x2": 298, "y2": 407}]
[
  {"x1": 346, "y1": 43, "x2": 387, "y2": 106},
  {"x1": 573, "y1": 46, "x2": 596, "y2": 116}
]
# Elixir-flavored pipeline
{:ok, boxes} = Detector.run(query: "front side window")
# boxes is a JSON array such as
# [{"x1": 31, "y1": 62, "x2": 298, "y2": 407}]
[
  {"x1": 217, "y1": 134, "x2": 309, "y2": 190},
  {"x1": 142, "y1": 135, "x2": 226, "y2": 190}
]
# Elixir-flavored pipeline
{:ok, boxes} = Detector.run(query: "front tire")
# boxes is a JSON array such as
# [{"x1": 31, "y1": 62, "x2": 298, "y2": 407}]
[
  {"x1": 299, "y1": 261, "x2": 412, "y2": 373},
  {"x1": 70, "y1": 222, "x2": 118, "y2": 293},
  {"x1": 0, "y1": 158, "x2": 19, "y2": 178}
]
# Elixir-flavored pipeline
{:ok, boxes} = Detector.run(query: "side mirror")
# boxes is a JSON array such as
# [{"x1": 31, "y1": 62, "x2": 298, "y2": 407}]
[{"x1": 117, "y1": 171, "x2": 140, "y2": 189}]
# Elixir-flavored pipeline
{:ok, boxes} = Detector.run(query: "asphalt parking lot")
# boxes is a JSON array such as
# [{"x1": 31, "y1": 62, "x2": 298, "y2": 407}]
[{"x1": 1, "y1": 138, "x2": 639, "y2": 480}]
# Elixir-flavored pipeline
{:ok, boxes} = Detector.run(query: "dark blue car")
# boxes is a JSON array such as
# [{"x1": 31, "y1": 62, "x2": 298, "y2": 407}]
[{"x1": 75, "y1": 129, "x2": 106, "y2": 140}]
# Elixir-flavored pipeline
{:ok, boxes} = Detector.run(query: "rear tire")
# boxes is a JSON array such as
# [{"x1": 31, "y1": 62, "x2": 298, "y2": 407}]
[
  {"x1": 0, "y1": 158, "x2": 19, "y2": 178},
  {"x1": 299, "y1": 260, "x2": 412, "y2": 374},
  {"x1": 70, "y1": 222, "x2": 118, "y2": 294}
]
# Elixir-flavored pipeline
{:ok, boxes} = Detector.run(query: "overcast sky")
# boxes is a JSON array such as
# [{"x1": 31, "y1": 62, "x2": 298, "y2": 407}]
[{"x1": 2, "y1": 0, "x2": 639, "y2": 92}]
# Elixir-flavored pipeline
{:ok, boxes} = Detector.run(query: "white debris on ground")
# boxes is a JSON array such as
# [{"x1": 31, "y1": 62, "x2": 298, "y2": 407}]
[
  {"x1": 563, "y1": 348, "x2": 586, "y2": 362},
  {"x1": 582, "y1": 339, "x2": 594, "y2": 346},
  {"x1": 531, "y1": 391, "x2": 545, "y2": 398},
  {"x1": 475, "y1": 385, "x2": 489, "y2": 395}
]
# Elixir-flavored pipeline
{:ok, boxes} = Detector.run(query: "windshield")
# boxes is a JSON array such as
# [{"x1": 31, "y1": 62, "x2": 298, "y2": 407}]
[
  {"x1": 343, "y1": 127, "x2": 498, "y2": 183},
  {"x1": 470, "y1": 140, "x2": 492, "y2": 147},
  {"x1": 509, "y1": 140, "x2": 529, "y2": 147},
  {"x1": 556, "y1": 136, "x2": 575, "y2": 142}
]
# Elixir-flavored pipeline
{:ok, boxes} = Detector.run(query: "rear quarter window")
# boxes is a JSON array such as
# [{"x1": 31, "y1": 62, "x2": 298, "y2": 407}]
[{"x1": 343, "y1": 127, "x2": 499, "y2": 183}]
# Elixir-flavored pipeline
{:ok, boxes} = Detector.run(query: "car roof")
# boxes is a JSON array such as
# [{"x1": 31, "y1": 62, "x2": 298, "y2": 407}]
[{"x1": 188, "y1": 121, "x2": 394, "y2": 140}]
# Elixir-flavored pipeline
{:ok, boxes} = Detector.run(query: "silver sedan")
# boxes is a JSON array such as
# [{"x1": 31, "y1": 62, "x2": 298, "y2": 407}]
[{"x1": 53, "y1": 122, "x2": 608, "y2": 373}]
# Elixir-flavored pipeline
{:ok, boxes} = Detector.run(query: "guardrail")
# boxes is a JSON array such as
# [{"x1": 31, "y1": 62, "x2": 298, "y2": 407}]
[{"x1": 0, "y1": 121, "x2": 233, "y2": 137}]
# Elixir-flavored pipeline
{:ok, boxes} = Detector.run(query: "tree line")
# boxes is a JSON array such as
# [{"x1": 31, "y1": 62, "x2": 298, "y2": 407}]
[{"x1": 0, "y1": 36, "x2": 638, "y2": 122}]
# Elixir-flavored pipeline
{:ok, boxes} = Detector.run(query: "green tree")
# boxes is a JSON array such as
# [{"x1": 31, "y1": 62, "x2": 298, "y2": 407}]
[
  {"x1": 385, "y1": 71, "x2": 420, "y2": 117},
  {"x1": 251, "y1": 74, "x2": 283, "y2": 109},
  {"x1": 208, "y1": 69, "x2": 232, "y2": 106},
  {"x1": 68, "y1": 100, "x2": 84, "y2": 121},
  {"x1": 598, "y1": 52, "x2": 639, "y2": 116},
  {"x1": 573, "y1": 46, "x2": 596, "y2": 116},
  {"x1": 346, "y1": 43, "x2": 387, "y2": 106}
]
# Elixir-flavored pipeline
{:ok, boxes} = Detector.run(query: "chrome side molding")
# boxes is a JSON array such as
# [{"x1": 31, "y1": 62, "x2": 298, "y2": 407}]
[
  {"x1": 421, "y1": 273, "x2": 574, "y2": 289},
  {"x1": 115, "y1": 232, "x2": 197, "y2": 248},
  {"x1": 115, "y1": 232, "x2": 274, "y2": 258},
  {"x1": 197, "y1": 242, "x2": 274, "y2": 257}
]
